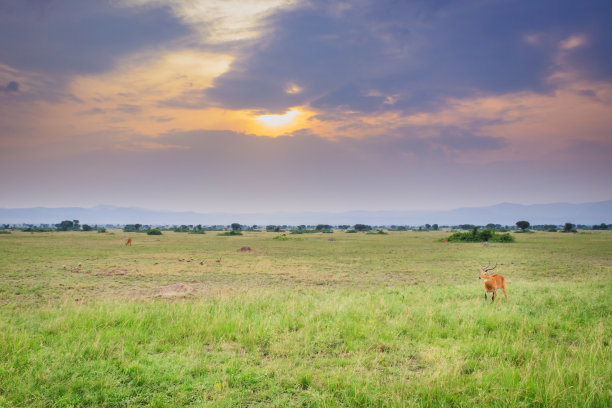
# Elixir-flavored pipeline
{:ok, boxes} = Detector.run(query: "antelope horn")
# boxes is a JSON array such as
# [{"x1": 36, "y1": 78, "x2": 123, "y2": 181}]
[
  {"x1": 482, "y1": 263, "x2": 490, "y2": 271},
  {"x1": 485, "y1": 263, "x2": 497, "y2": 271}
]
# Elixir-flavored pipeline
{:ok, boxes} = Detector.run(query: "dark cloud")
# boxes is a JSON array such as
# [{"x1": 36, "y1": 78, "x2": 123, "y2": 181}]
[
  {"x1": 76, "y1": 107, "x2": 104, "y2": 116},
  {"x1": 115, "y1": 104, "x2": 141, "y2": 114},
  {"x1": 0, "y1": 0, "x2": 189, "y2": 75},
  {"x1": 0, "y1": 80, "x2": 18, "y2": 92},
  {"x1": 153, "y1": 116, "x2": 174, "y2": 123},
  {"x1": 204, "y1": 0, "x2": 612, "y2": 115},
  {"x1": 432, "y1": 128, "x2": 508, "y2": 152}
]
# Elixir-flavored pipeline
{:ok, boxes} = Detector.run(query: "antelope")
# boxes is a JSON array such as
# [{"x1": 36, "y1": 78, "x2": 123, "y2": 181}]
[
  {"x1": 479, "y1": 263, "x2": 507, "y2": 302},
  {"x1": 125, "y1": 238, "x2": 132, "y2": 246}
]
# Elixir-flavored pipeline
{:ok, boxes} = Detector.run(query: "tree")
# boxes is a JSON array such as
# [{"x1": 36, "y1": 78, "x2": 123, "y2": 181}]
[
  {"x1": 82, "y1": 224, "x2": 92, "y2": 231},
  {"x1": 432, "y1": 224, "x2": 439, "y2": 230},
  {"x1": 231, "y1": 223, "x2": 242, "y2": 232},
  {"x1": 563, "y1": 222, "x2": 575, "y2": 233},
  {"x1": 516, "y1": 220, "x2": 530, "y2": 231},
  {"x1": 56, "y1": 220, "x2": 74, "y2": 231},
  {"x1": 480, "y1": 228, "x2": 494, "y2": 242},
  {"x1": 354, "y1": 224, "x2": 372, "y2": 231},
  {"x1": 315, "y1": 224, "x2": 332, "y2": 231},
  {"x1": 425, "y1": 224, "x2": 431, "y2": 230}
]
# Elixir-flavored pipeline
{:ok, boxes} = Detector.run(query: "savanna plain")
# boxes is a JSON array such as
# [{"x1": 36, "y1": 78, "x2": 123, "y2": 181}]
[{"x1": 0, "y1": 230, "x2": 610, "y2": 407}]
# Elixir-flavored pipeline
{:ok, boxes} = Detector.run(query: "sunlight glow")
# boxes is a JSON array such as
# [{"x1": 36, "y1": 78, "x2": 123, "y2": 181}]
[{"x1": 255, "y1": 109, "x2": 300, "y2": 127}]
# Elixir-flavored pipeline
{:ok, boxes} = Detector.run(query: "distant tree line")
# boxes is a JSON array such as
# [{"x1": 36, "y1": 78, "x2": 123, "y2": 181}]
[{"x1": 3, "y1": 220, "x2": 610, "y2": 233}]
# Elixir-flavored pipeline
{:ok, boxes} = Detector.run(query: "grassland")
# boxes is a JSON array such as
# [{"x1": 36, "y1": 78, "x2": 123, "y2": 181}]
[{"x1": 0, "y1": 230, "x2": 610, "y2": 407}]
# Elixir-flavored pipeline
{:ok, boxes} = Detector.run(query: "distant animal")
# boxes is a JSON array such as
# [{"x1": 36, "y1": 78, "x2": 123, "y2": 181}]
[
  {"x1": 124, "y1": 238, "x2": 132, "y2": 246},
  {"x1": 482, "y1": 241, "x2": 489, "y2": 247},
  {"x1": 215, "y1": 257, "x2": 222, "y2": 263},
  {"x1": 478, "y1": 263, "x2": 507, "y2": 302}
]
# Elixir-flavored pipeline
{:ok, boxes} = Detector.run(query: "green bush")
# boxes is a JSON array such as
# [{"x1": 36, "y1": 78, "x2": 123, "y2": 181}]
[
  {"x1": 146, "y1": 228, "x2": 162, "y2": 235},
  {"x1": 446, "y1": 228, "x2": 515, "y2": 243},
  {"x1": 217, "y1": 230, "x2": 243, "y2": 236},
  {"x1": 273, "y1": 235, "x2": 303, "y2": 241},
  {"x1": 97, "y1": 228, "x2": 107, "y2": 233}
]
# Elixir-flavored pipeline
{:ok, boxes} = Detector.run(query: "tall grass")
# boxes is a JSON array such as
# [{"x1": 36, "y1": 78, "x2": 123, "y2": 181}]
[{"x1": 0, "y1": 230, "x2": 610, "y2": 407}]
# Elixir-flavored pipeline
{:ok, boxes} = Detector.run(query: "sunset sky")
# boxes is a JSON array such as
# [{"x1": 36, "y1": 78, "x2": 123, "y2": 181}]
[{"x1": 1, "y1": 0, "x2": 611, "y2": 213}]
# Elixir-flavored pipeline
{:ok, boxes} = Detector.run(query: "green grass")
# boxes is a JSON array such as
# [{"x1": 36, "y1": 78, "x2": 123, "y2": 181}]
[{"x1": 0, "y1": 230, "x2": 610, "y2": 407}]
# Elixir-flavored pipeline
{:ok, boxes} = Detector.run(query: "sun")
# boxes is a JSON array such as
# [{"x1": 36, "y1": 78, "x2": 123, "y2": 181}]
[{"x1": 255, "y1": 109, "x2": 300, "y2": 127}]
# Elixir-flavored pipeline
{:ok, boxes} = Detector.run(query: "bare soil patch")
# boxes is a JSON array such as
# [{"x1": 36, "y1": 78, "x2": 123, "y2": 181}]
[{"x1": 157, "y1": 283, "x2": 196, "y2": 298}]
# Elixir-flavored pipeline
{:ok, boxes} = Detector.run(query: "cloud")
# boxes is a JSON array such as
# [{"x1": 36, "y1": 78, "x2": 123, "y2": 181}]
[
  {"x1": 115, "y1": 104, "x2": 142, "y2": 114},
  {"x1": 0, "y1": 80, "x2": 18, "y2": 92},
  {"x1": 2, "y1": 128, "x2": 609, "y2": 212},
  {"x1": 0, "y1": 0, "x2": 190, "y2": 75},
  {"x1": 432, "y1": 128, "x2": 508, "y2": 152},
  {"x1": 202, "y1": 0, "x2": 612, "y2": 115},
  {"x1": 76, "y1": 107, "x2": 105, "y2": 116}
]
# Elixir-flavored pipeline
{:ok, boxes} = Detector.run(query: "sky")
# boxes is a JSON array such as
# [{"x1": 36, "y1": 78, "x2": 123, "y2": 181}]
[{"x1": 0, "y1": 0, "x2": 611, "y2": 213}]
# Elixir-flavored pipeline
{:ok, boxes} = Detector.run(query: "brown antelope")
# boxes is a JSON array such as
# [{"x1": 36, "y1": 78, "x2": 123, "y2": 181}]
[
  {"x1": 125, "y1": 238, "x2": 132, "y2": 246},
  {"x1": 479, "y1": 263, "x2": 507, "y2": 302}
]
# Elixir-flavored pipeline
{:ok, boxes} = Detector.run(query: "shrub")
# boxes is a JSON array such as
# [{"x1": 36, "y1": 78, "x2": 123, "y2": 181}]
[
  {"x1": 217, "y1": 230, "x2": 243, "y2": 236},
  {"x1": 20, "y1": 227, "x2": 53, "y2": 232},
  {"x1": 273, "y1": 235, "x2": 303, "y2": 241},
  {"x1": 147, "y1": 228, "x2": 162, "y2": 235},
  {"x1": 97, "y1": 228, "x2": 107, "y2": 233},
  {"x1": 446, "y1": 228, "x2": 515, "y2": 243},
  {"x1": 290, "y1": 229, "x2": 327, "y2": 234}
]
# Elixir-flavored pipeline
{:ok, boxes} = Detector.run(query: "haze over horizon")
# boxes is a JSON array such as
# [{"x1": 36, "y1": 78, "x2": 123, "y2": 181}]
[{"x1": 1, "y1": 0, "x2": 611, "y2": 212}]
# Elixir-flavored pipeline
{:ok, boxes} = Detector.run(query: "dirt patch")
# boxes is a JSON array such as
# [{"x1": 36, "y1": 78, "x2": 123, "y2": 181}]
[
  {"x1": 328, "y1": 238, "x2": 336, "y2": 241},
  {"x1": 238, "y1": 246, "x2": 252, "y2": 252},
  {"x1": 106, "y1": 269, "x2": 127, "y2": 276},
  {"x1": 157, "y1": 283, "x2": 196, "y2": 298}
]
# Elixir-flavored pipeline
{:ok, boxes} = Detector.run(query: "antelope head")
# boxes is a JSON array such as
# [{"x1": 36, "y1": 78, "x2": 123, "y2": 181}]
[{"x1": 479, "y1": 263, "x2": 497, "y2": 279}]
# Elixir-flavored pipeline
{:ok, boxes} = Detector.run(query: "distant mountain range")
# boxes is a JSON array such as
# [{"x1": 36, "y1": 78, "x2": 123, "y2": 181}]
[{"x1": 1, "y1": 201, "x2": 611, "y2": 226}]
